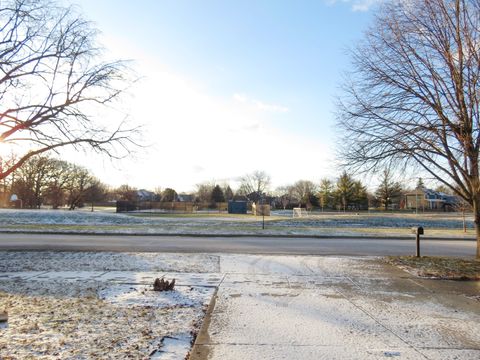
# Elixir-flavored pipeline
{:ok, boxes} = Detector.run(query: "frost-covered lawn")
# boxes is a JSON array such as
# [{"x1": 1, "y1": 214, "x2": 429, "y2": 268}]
[
  {"x1": 386, "y1": 256, "x2": 480, "y2": 280},
  {"x1": 0, "y1": 252, "x2": 221, "y2": 359},
  {"x1": 0, "y1": 208, "x2": 475, "y2": 237}
]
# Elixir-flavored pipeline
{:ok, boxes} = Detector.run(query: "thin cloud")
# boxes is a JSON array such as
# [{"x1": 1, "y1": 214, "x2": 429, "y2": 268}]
[
  {"x1": 193, "y1": 165, "x2": 205, "y2": 173},
  {"x1": 232, "y1": 93, "x2": 248, "y2": 103},
  {"x1": 325, "y1": 0, "x2": 381, "y2": 12},
  {"x1": 253, "y1": 100, "x2": 289, "y2": 113},
  {"x1": 232, "y1": 93, "x2": 289, "y2": 113}
]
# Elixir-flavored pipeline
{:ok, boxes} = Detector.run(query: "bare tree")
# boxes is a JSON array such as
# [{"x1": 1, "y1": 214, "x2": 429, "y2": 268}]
[
  {"x1": 11, "y1": 155, "x2": 55, "y2": 208},
  {"x1": 337, "y1": 0, "x2": 480, "y2": 257},
  {"x1": 84, "y1": 179, "x2": 108, "y2": 211},
  {"x1": 9, "y1": 155, "x2": 101, "y2": 209},
  {"x1": 195, "y1": 182, "x2": 214, "y2": 203},
  {"x1": 238, "y1": 171, "x2": 271, "y2": 202},
  {"x1": 45, "y1": 159, "x2": 71, "y2": 209},
  {"x1": 290, "y1": 180, "x2": 317, "y2": 207},
  {"x1": 116, "y1": 184, "x2": 138, "y2": 202},
  {"x1": 275, "y1": 186, "x2": 293, "y2": 210},
  {"x1": 65, "y1": 165, "x2": 95, "y2": 210},
  {"x1": 0, "y1": 0, "x2": 138, "y2": 180}
]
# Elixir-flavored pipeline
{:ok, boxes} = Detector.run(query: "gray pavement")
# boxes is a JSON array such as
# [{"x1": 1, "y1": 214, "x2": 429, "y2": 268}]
[
  {"x1": 191, "y1": 255, "x2": 480, "y2": 360},
  {"x1": 0, "y1": 233, "x2": 476, "y2": 256}
]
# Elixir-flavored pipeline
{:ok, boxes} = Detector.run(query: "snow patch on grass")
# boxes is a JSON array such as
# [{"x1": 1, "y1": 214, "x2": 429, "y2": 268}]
[{"x1": 0, "y1": 251, "x2": 218, "y2": 359}]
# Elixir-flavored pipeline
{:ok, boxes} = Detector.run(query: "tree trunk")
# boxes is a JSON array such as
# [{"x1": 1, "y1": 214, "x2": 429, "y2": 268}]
[
  {"x1": 476, "y1": 217, "x2": 480, "y2": 259},
  {"x1": 473, "y1": 198, "x2": 480, "y2": 259},
  {"x1": 475, "y1": 214, "x2": 480, "y2": 259}
]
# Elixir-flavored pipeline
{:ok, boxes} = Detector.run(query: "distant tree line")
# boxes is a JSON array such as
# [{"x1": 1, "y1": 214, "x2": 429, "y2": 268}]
[
  {"x1": 114, "y1": 169, "x2": 459, "y2": 212},
  {"x1": 0, "y1": 156, "x2": 108, "y2": 209},
  {"x1": 2, "y1": 162, "x2": 455, "y2": 212},
  {"x1": 275, "y1": 172, "x2": 369, "y2": 211},
  {"x1": 114, "y1": 169, "x2": 432, "y2": 212}
]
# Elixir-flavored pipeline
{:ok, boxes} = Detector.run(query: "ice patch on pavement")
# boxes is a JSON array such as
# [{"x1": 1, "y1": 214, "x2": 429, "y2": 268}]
[
  {"x1": 151, "y1": 333, "x2": 193, "y2": 360},
  {"x1": 383, "y1": 351, "x2": 402, "y2": 357}
]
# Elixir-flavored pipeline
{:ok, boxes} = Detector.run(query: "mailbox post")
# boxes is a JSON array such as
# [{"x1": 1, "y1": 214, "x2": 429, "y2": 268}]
[{"x1": 411, "y1": 226, "x2": 424, "y2": 257}]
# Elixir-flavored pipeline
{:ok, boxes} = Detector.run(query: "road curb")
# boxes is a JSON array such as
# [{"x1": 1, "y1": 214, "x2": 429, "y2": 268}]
[
  {"x1": 0, "y1": 230, "x2": 475, "y2": 241},
  {"x1": 189, "y1": 286, "x2": 219, "y2": 360}
]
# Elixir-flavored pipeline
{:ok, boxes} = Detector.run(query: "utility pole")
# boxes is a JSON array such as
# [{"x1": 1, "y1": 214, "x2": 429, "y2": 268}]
[
  {"x1": 415, "y1": 186, "x2": 418, "y2": 215},
  {"x1": 262, "y1": 194, "x2": 265, "y2": 230}
]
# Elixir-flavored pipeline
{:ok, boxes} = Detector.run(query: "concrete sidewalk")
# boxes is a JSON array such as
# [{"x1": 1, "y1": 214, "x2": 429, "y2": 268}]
[{"x1": 191, "y1": 256, "x2": 480, "y2": 360}]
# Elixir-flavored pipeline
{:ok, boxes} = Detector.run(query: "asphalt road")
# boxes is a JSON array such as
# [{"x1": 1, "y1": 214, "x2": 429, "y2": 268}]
[{"x1": 0, "y1": 233, "x2": 476, "y2": 257}]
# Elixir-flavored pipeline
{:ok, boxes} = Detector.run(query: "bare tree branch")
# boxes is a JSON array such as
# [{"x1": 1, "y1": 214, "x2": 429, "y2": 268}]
[{"x1": 0, "y1": 0, "x2": 139, "y2": 179}]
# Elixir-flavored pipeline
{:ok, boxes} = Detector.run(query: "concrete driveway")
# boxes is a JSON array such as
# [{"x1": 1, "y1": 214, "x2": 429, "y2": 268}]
[{"x1": 191, "y1": 255, "x2": 480, "y2": 360}]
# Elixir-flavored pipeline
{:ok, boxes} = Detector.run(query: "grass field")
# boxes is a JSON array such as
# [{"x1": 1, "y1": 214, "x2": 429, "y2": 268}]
[{"x1": 0, "y1": 208, "x2": 475, "y2": 237}]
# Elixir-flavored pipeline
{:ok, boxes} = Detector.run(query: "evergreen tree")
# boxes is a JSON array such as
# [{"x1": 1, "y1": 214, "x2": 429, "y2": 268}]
[
  {"x1": 318, "y1": 178, "x2": 334, "y2": 211},
  {"x1": 162, "y1": 188, "x2": 177, "y2": 202},
  {"x1": 211, "y1": 185, "x2": 225, "y2": 203},
  {"x1": 223, "y1": 185, "x2": 234, "y2": 201},
  {"x1": 335, "y1": 171, "x2": 355, "y2": 211},
  {"x1": 416, "y1": 177, "x2": 425, "y2": 190},
  {"x1": 375, "y1": 169, "x2": 403, "y2": 211},
  {"x1": 352, "y1": 181, "x2": 369, "y2": 210}
]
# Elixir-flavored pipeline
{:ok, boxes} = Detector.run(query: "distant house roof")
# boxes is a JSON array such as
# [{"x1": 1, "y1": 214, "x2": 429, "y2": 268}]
[
  {"x1": 405, "y1": 188, "x2": 459, "y2": 205},
  {"x1": 177, "y1": 193, "x2": 194, "y2": 202},
  {"x1": 137, "y1": 189, "x2": 156, "y2": 201}
]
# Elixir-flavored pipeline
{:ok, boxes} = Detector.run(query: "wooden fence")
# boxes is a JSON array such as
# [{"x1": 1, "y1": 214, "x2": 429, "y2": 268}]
[{"x1": 116, "y1": 201, "x2": 228, "y2": 213}]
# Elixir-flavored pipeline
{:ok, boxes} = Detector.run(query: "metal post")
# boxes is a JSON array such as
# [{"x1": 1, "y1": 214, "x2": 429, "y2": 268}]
[
  {"x1": 262, "y1": 196, "x2": 265, "y2": 230},
  {"x1": 412, "y1": 226, "x2": 423, "y2": 257},
  {"x1": 416, "y1": 233, "x2": 420, "y2": 257}
]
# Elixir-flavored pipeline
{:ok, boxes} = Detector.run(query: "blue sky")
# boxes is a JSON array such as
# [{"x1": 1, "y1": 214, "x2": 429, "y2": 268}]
[{"x1": 67, "y1": 0, "x2": 377, "y2": 191}]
